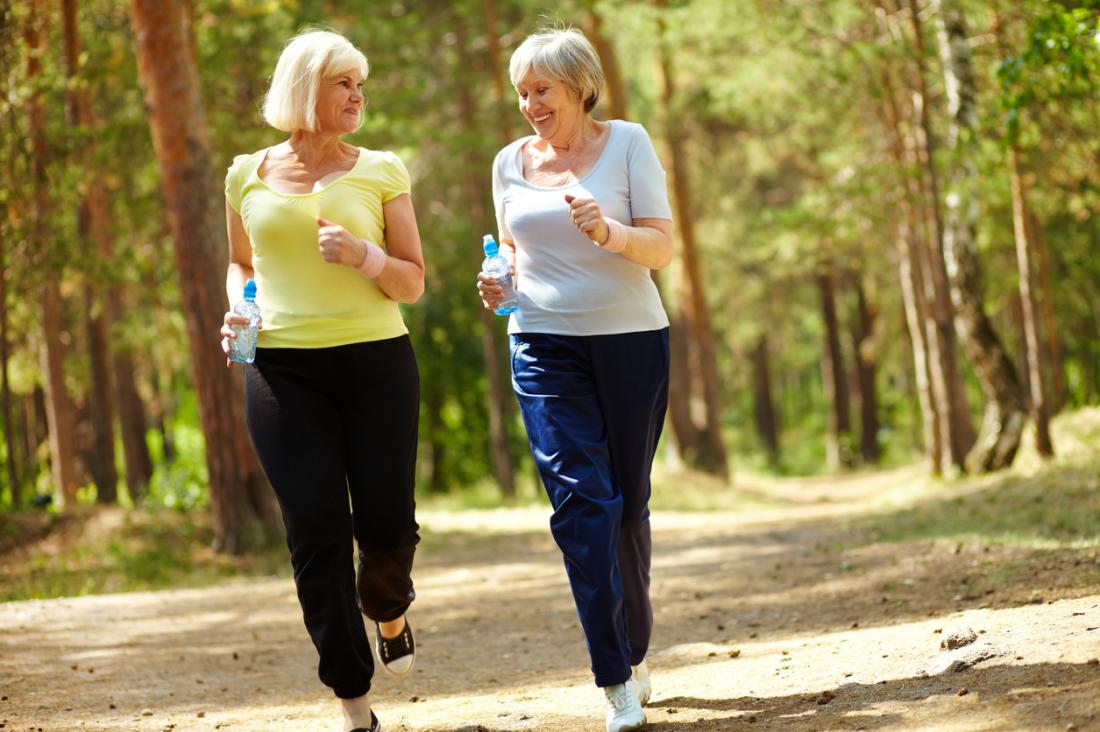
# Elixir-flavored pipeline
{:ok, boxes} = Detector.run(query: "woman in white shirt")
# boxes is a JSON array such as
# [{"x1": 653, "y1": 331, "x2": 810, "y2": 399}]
[{"x1": 477, "y1": 27, "x2": 674, "y2": 732}]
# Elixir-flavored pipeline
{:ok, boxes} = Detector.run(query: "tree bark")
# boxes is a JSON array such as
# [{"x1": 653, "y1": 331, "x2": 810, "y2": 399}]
[
  {"x1": 585, "y1": 9, "x2": 628, "y2": 121},
  {"x1": 903, "y1": 0, "x2": 977, "y2": 470},
  {"x1": 992, "y1": 9, "x2": 1055, "y2": 456},
  {"x1": 654, "y1": 4, "x2": 728, "y2": 479},
  {"x1": 111, "y1": 329, "x2": 153, "y2": 502},
  {"x1": 1008, "y1": 146, "x2": 1053, "y2": 457},
  {"x1": 0, "y1": 226, "x2": 18, "y2": 507},
  {"x1": 750, "y1": 334, "x2": 780, "y2": 463},
  {"x1": 454, "y1": 4, "x2": 514, "y2": 498},
  {"x1": 26, "y1": 0, "x2": 79, "y2": 508},
  {"x1": 1028, "y1": 214, "x2": 1064, "y2": 410},
  {"x1": 63, "y1": 0, "x2": 119, "y2": 503},
  {"x1": 818, "y1": 266, "x2": 852, "y2": 470},
  {"x1": 128, "y1": 0, "x2": 278, "y2": 551},
  {"x1": 1, "y1": 76, "x2": 20, "y2": 507},
  {"x1": 481, "y1": 0, "x2": 515, "y2": 147},
  {"x1": 852, "y1": 279, "x2": 880, "y2": 464},
  {"x1": 879, "y1": 59, "x2": 942, "y2": 474},
  {"x1": 931, "y1": 0, "x2": 1028, "y2": 472}
]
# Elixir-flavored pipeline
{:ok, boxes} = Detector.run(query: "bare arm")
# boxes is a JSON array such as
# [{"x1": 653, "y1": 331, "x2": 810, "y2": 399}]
[
  {"x1": 225, "y1": 201, "x2": 254, "y2": 303},
  {"x1": 614, "y1": 218, "x2": 674, "y2": 270},
  {"x1": 220, "y1": 201, "x2": 256, "y2": 362},
  {"x1": 374, "y1": 193, "x2": 425, "y2": 304}
]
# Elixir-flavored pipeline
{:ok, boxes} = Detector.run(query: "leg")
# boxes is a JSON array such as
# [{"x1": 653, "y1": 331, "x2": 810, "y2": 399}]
[
  {"x1": 245, "y1": 348, "x2": 373, "y2": 699},
  {"x1": 511, "y1": 333, "x2": 631, "y2": 688},
  {"x1": 591, "y1": 329, "x2": 669, "y2": 666},
  {"x1": 337, "y1": 336, "x2": 420, "y2": 623}
]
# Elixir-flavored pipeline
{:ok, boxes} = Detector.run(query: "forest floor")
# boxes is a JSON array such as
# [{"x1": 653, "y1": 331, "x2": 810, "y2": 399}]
[{"x1": 2, "y1": 413, "x2": 1100, "y2": 731}]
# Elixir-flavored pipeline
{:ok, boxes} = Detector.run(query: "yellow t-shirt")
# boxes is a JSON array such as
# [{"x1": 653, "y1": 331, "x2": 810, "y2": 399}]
[{"x1": 224, "y1": 147, "x2": 410, "y2": 349}]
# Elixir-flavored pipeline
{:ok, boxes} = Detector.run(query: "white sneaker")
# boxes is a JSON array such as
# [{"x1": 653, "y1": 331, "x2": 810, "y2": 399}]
[
  {"x1": 632, "y1": 659, "x2": 651, "y2": 705},
  {"x1": 604, "y1": 679, "x2": 646, "y2": 732}
]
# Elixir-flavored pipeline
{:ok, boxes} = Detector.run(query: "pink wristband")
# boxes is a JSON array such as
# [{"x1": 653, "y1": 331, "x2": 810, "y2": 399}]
[
  {"x1": 599, "y1": 218, "x2": 627, "y2": 253},
  {"x1": 355, "y1": 240, "x2": 386, "y2": 278}
]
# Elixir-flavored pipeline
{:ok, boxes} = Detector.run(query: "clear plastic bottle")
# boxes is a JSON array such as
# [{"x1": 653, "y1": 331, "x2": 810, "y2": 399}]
[
  {"x1": 228, "y1": 279, "x2": 261, "y2": 364},
  {"x1": 481, "y1": 234, "x2": 517, "y2": 316}
]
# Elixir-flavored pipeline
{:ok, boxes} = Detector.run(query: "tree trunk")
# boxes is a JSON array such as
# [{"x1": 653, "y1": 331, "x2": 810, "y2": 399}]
[
  {"x1": 585, "y1": 9, "x2": 628, "y2": 121},
  {"x1": 1029, "y1": 214, "x2": 1064, "y2": 411},
  {"x1": 0, "y1": 227, "x2": 18, "y2": 507},
  {"x1": 481, "y1": 0, "x2": 515, "y2": 147},
  {"x1": 750, "y1": 334, "x2": 779, "y2": 463},
  {"x1": 454, "y1": 5, "x2": 514, "y2": 498},
  {"x1": 654, "y1": 4, "x2": 727, "y2": 479},
  {"x1": 852, "y1": 280, "x2": 880, "y2": 464},
  {"x1": 1, "y1": 83, "x2": 20, "y2": 507},
  {"x1": 26, "y1": 0, "x2": 79, "y2": 508},
  {"x1": 993, "y1": 7, "x2": 1054, "y2": 456},
  {"x1": 128, "y1": 0, "x2": 278, "y2": 551},
  {"x1": 932, "y1": 0, "x2": 1028, "y2": 472},
  {"x1": 63, "y1": 0, "x2": 119, "y2": 503},
  {"x1": 904, "y1": 0, "x2": 977, "y2": 470},
  {"x1": 878, "y1": 57, "x2": 942, "y2": 474},
  {"x1": 111, "y1": 329, "x2": 153, "y2": 502},
  {"x1": 1008, "y1": 146, "x2": 1053, "y2": 457},
  {"x1": 818, "y1": 267, "x2": 852, "y2": 470}
]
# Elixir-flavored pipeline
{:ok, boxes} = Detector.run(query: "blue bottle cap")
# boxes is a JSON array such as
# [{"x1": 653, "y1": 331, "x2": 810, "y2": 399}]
[
  {"x1": 482, "y1": 234, "x2": 498, "y2": 257},
  {"x1": 243, "y1": 278, "x2": 257, "y2": 300}
]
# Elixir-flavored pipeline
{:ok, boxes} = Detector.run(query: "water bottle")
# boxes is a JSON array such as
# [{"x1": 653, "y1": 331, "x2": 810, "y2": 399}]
[
  {"x1": 481, "y1": 235, "x2": 517, "y2": 316},
  {"x1": 228, "y1": 279, "x2": 261, "y2": 364}
]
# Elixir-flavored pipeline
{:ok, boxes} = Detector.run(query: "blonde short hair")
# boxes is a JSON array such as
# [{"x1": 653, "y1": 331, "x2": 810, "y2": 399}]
[
  {"x1": 509, "y1": 28, "x2": 605, "y2": 113},
  {"x1": 262, "y1": 30, "x2": 369, "y2": 132}
]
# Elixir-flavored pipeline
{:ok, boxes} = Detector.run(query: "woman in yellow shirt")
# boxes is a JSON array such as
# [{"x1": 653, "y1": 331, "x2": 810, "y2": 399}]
[{"x1": 219, "y1": 30, "x2": 422, "y2": 732}]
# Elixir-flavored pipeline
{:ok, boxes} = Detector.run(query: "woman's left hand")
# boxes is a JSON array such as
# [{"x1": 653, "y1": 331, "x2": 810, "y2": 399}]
[
  {"x1": 317, "y1": 216, "x2": 366, "y2": 266},
  {"x1": 564, "y1": 194, "x2": 609, "y2": 245}
]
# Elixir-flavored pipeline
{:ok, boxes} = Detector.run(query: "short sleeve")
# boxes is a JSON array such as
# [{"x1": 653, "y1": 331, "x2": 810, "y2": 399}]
[
  {"x1": 380, "y1": 152, "x2": 411, "y2": 203},
  {"x1": 491, "y1": 149, "x2": 512, "y2": 242},
  {"x1": 626, "y1": 125, "x2": 673, "y2": 221},
  {"x1": 224, "y1": 154, "x2": 250, "y2": 214}
]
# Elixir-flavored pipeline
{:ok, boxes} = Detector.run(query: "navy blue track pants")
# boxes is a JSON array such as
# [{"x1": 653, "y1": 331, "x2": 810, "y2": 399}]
[{"x1": 511, "y1": 328, "x2": 669, "y2": 687}]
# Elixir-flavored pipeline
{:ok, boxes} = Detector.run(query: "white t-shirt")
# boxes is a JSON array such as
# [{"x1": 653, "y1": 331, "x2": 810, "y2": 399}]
[{"x1": 492, "y1": 120, "x2": 673, "y2": 336}]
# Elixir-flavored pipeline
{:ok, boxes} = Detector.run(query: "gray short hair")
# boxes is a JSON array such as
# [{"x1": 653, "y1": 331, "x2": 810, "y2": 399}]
[
  {"x1": 509, "y1": 28, "x2": 605, "y2": 114},
  {"x1": 262, "y1": 30, "x2": 369, "y2": 133}
]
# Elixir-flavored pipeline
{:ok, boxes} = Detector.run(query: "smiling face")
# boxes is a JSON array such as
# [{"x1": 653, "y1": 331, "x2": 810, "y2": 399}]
[
  {"x1": 314, "y1": 69, "x2": 364, "y2": 134},
  {"x1": 515, "y1": 69, "x2": 586, "y2": 146}
]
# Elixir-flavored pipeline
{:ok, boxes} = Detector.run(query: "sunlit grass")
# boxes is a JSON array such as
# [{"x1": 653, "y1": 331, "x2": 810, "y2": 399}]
[
  {"x1": 0, "y1": 508, "x2": 288, "y2": 602},
  {"x1": 841, "y1": 407, "x2": 1100, "y2": 550}
]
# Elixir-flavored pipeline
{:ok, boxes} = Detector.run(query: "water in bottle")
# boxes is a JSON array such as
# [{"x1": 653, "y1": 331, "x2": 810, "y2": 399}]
[
  {"x1": 481, "y1": 234, "x2": 517, "y2": 316},
  {"x1": 228, "y1": 279, "x2": 261, "y2": 364}
]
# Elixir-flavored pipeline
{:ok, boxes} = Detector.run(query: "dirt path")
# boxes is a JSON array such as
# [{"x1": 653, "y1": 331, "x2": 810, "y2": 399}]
[{"x1": 2, "y1": 467, "x2": 1099, "y2": 731}]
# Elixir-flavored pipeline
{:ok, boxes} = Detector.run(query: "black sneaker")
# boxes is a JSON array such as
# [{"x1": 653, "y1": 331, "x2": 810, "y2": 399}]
[
  {"x1": 375, "y1": 618, "x2": 415, "y2": 678},
  {"x1": 350, "y1": 710, "x2": 381, "y2": 732}
]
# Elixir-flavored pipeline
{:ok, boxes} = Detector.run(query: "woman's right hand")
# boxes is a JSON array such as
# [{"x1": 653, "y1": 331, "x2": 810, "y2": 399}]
[
  {"x1": 220, "y1": 310, "x2": 256, "y2": 367},
  {"x1": 476, "y1": 272, "x2": 504, "y2": 311}
]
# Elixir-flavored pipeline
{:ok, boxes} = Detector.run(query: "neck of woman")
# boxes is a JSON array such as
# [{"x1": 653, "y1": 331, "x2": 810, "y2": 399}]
[
  {"x1": 549, "y1": 116, "x2": 596, "y2": 154},
  {"x1": 286, "y1": 130, "x2": 351, "y2": 167}
]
